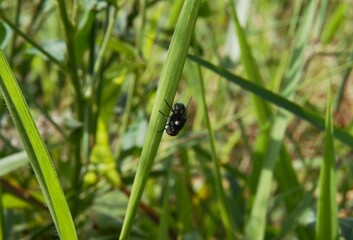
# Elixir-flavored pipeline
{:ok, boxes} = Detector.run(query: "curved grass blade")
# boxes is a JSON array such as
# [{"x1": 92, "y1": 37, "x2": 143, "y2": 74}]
[
  {"x1": 246, "y1": 0, "x2": 315, "y2": 237},
  {"x1": 0, "y1": 151, "x2": 28, "y2": 176},
  {"x1": 0, "y1": 50, "x2": 77, "y2": 239},
  {"x1": 188, "y1": 55, "x2": 353, "y2": 149},
  {"x1": 119, "y1": 0, "x2": 200, "y2": 239}
]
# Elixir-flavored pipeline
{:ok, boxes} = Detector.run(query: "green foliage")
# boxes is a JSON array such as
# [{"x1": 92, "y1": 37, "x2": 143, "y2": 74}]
[
  {"x1": 0, "y1": 0, "x2": 353, "y2": 239},
  {"x1": 0, "y1": 51, "x2": 77, "y2": 239},
  {"x1": 316, "y1": 87, "x2": 338, "y2": 240}
]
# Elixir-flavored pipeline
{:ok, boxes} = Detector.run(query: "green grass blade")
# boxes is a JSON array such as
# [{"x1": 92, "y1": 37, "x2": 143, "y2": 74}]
[
  {"x1": 229, "y1": 1, "x2": 271, "y2": 123},
  {"x1": 0, "y1": 151, "x2": 28, "y2": 176},
  {"x1": 275, "y1": 148, "x2": 302, "y2": 210},
  {"x1": 157, "y1": 171, "x2": 170, "y2": 240},
  {"x1": 315, "y1": 88, "x2": 338, "y2": 240},
  {"x1": 321, "y1": 2, "x2": 347, "y2": 44},
  {"x1": 245, "y1": 109, "x2": 290, "y2": 240},
  {"x1": 175, "y1": 171, "x2": 193, "y2": 234},
  {"x1": 0, "y1": 11, "x2": 68, "y2": 71},
  {"x1": 188, "y1": 55, "x2": 353, "y2": 149},
  {"x1": 193, "y1": 57, "x2": 234, "y2": 238},
  {"x1": 119, "y1": 0, "x2": 200, "y2": 239},
  {"x1": 246, "y1": 0, "x2": 316, "y2": 238},
  {"x1": 229, "y1": 0, "x2": 273, "y2": 197},
  {"x1": 314, "y1": 0, "x2": 328, "y2": 37},
  {"x1": 0, "y1": 50, "x2": 77, "y2": 239}
]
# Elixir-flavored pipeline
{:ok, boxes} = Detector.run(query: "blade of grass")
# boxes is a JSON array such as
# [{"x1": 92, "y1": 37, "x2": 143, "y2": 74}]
[
  {"x1": 277, "y1": 189, "x2": 314, "y2": 239},
  {"x1": 193, "y1": 51, "x2": 234, "y2": 238},
  {"x1": 157, "y1": 170, "x2": 170, "y2": 240},
  {"x1": 0, "y1": 50, "x2": 77, "y2": 239},
  {"x1": 8, "y1": 0, "x2": 21, "y2": 66},
  {"x1": 275, "y1": 148, "x2": 302, "y2": 210},
  {"x1": 0, "y1": 151, "x2": 28, "y2": 176},
  {"x1": 321, "y1": 2, "x2": 347, "y2": 45},
  {"x1": 55, "y1": 0, "x2": 82, "y2": 103},
  {"x1": 315, "y1": 87, "x2": 338, "y2": 240},
  {"x1": 229, "y1": 3, "x2": 303, "y2": 215},
  {"x1": 229, "y1": 1, "x2": 271, "y2": 123},
  {"x1": 175, "y1": 171, "x2": 193, "y2": 235},
  {"x1": 0, "y1": 10, "x2": 68, "y2": 71},
  {"x1": 245, "y1": 110, "x2": 290, "y2": 239},
  {"x1": 119, "y1": 0, "x2": 200, "y2": 239},
  {"x1": 314, "y1": 0, "x2": 328, "y2": 37},
  {"x1": 335, "y1": 48, "x2": 353, "y2": 111},
  {"x1": 229, "y1": 0, "x2": 273, "y2": 197},
  {"x1": 55, "y1": 0, "x2": 85, "y2": 210},
  {"x1": 188, "y1": 54, "x2": 353, "y2": 149},
  {"x1": 245, "y1": 0, "x2": 316, "y2": 238}
]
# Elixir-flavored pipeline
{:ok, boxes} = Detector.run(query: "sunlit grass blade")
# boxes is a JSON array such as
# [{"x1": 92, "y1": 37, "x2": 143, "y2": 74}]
[
  {"x1": 246, "y1": 0, "x2": 316, "y2": 237},
  {"x1": 321, "y1": 2, "x2": 347, "y2": 44},
  {"x1": 315, "y1": 88, "x2": 338, "y2": 240},
  {"x1": 0, "y1": 151, "x2": 28, "y2": 176},
  {"x1": 0, "y1": 50, "x2": 77, "y2": 239},
  {"x1": 229, "y1": 2, "x2": 274, "y2": 197},
  {"x1": 118, "y1": 0, "x2": 200, "y2": 239},
  {"x1": 245, "y1": 110, "x2": 289, "y2": 239},
  {"x1": 229, "y1": 1, "x2": 271, "y2": 123}
]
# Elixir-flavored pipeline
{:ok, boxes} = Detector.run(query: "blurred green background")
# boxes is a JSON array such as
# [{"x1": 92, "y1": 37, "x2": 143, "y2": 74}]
[{"x1": 0, "y1": 0, "x2": 353, "y2": 239}]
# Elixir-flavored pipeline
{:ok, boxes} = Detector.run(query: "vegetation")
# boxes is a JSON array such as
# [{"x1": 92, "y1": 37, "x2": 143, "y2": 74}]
[{"x1": 0, "y1": 0, "x2": 352, "y2": 239}]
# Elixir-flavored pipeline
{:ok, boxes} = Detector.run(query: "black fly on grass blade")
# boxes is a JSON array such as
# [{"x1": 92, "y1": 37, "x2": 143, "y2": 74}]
[{"x1": 159, "y1": 98, "x2": 191, "y2": 136}]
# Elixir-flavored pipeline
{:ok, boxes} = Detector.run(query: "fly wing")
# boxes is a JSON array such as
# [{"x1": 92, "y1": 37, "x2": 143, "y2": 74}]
[{"x1": 182, "y1": 97, "x2": 192, "y2": 119}]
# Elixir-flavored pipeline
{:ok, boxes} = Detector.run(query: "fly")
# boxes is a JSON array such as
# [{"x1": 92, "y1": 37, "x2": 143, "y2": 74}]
[{"x1": 159, "y1": 99, "x2": 190, "y2": 136}]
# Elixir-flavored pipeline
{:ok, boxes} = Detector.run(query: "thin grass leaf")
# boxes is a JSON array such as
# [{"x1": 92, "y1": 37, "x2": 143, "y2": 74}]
[
  {"x1": 0, "y1": 50, "x2": 77, "y2": 239},
  {"x1": 119, "y1": 0, "x2": 200, "y2": 239},
  {"x1": 277, "y1": 189, "x2": 314, "y2": 239},
  {"x1": 188, "y1": 55, "x2": 353, "y2": 149},
  {"x1": 193, "y1": 55, "x2": 235, "y2": 238},
  {"x1": 321, "y1": 2, "x2": 347, "y2": 44},
  {"x1": 314, "y1": 0, "x2": 328, "y2": 37},
  {"x1": 0, "y1": 11, "x2": 68, "y2": 71},
  {"x1": 229, "y1": 0, "x2": 273, "y2": 198},
  {"x1": 315, "y1": 88, "x2": 338, "y2": 240},
  {"x1": 246, "y1": 0, "x2": 317, "y2": 237},
  {"x1": 74, "y1": 2, "x2": 97, "y2": 64},
  {"x1": 335, "y1": 48, "x2": 353, "y2": 111},
  {"x1": 55, "y1": 0, "x2": 80, "y2": 84},
  {"x1": 229, "y1": 1, "x2": 272, "y2": 123},
  {"x1": 0, "y1": 151, "x2": 28, "y2": 176},
  {"x1": 175, "y1": 171, "x2": 193, "y2": 234},
  {"x1": 157, "y1": 171, "x2": 170, "y2": 240},
  {"x1": 245, "y1": 110, "x2": 289, "y2": 239},
  {"x1": 275, "y1": 148, "x2": 303, "y2": 209}
]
